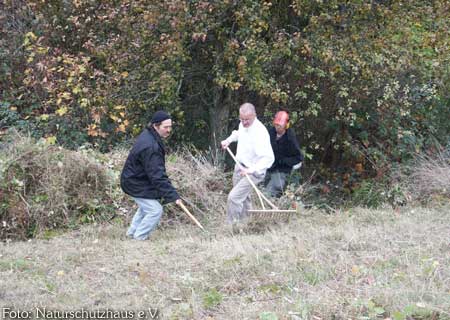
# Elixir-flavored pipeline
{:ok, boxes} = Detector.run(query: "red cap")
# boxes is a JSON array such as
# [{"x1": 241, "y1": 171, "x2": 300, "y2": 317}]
[{"x1": 273, "y1": 111, "x2": 289, "y2": 127}]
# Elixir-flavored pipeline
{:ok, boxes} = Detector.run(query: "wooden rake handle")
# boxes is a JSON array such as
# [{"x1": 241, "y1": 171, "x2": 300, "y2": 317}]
[
  {"x1": 177, "y1": 201, "x2": 205, "y2": 231},
  {"x1": 225, "y1": 147, "x2": 278, "y2": 210}
]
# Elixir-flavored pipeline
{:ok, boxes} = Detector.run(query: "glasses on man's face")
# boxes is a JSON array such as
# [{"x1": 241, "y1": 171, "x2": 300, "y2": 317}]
[{"x1": 240, "y1": 115, "x2": 254, "y2": 123}]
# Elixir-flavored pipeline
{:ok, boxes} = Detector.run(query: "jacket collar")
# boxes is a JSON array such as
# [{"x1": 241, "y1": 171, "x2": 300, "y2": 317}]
[
  {"x1": 148, "y1": 127, "x2": 166, "y2": 152},
  {"x1": 270, "y1": 126, "x2": 289, "y2": 143}
]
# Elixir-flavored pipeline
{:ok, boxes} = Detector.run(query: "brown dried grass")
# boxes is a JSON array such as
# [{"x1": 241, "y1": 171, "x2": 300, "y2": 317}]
[
  {"x1": 0, "y1": 132, "x2": 115, "y2": 240},
  {"x1": 1, "y1": 206, "x2": 448, "y2": 319},
  {"x1": 407, "y1": 152, "x2": 450, "y2": 200},
  {"x1": 0, "y1": 133, "x2": 231, "y2": 240},
  {"x1": 164, "y1": 148, "x2": 229, "y2": 228}
]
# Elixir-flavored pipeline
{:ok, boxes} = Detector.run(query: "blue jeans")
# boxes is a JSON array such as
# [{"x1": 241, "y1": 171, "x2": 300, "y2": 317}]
[{"x1": 127, "y1": 198, "x2": 163, "y2": 240}]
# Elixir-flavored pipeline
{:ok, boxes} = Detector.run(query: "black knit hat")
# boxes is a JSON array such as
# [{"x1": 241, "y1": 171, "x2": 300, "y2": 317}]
[{"x1": 151, "y1": 110, "x2": 171, "y2": 124}]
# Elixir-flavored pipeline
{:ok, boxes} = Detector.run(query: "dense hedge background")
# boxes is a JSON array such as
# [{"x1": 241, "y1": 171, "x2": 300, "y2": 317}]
[{"x1": 1, "y1": 0, "x2": 449, "y2": 185}]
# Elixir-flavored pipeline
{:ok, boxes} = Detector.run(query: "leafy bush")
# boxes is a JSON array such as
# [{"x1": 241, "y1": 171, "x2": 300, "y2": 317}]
[
  {"x1": 350, "y1": 180, "x2": 388, "y2": 209},
  {"x1": 2, "y1": 0, "x2": 449, "y2": 174}
]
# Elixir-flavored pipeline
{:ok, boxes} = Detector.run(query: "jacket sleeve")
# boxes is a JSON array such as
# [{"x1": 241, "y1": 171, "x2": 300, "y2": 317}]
[
  {"x1": 280, "y1": 130, "x2": 304, "y2": 167},
  {"x1": 141, "y1": 147, "x2": 180, "y2": 204}
]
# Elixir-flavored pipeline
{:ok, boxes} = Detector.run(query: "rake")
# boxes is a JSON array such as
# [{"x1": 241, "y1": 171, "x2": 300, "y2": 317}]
[{"x1": 226, "y1": 147, "x2": 297, "y2": 219}]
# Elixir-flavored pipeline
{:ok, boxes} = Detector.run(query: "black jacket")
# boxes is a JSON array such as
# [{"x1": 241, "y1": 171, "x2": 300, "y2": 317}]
[
  {"x1": 268, "y1": 127, "x2": 304, "y2": 173},
  {"x1": 120, "y1": 128, "x2": 179, "y2": 204}
]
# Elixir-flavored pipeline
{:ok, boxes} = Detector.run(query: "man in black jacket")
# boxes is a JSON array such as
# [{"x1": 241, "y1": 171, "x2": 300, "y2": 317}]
[
  {"x1": 265, "y1": 110, "x2": 304, "y2": 197},
  {"x1": 121, "y1": 111, "x2": 182, "y2": 240}
]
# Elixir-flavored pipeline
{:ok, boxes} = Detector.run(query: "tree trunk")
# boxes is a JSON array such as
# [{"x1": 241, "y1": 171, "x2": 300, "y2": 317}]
[{"x1": 208, "y1": 86, "x2": 233, "y2": 165}]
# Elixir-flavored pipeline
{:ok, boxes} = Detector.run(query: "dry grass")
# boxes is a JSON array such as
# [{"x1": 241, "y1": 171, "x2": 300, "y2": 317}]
[
  {"x1": 1, "y1": 206, "x2": 449, "y2": 319},
  {"x1": 403, "y1": 151, "x2": 450, "y2": 202},
  {"x1": 0, "y1": 132, "x2": 116, "y2": 240},
  {"x1": 1, "y1": 133, "x2": 449, "y2": 318},
  {"x1": 164, "y1": 149, "x2": 229, "y2": 228},
  {"x1": 0, "y1": 134, "x2": 229, "y2": 240},
  {"x1": 102, "y1": 146, "x2": 230, "y2": 232}
]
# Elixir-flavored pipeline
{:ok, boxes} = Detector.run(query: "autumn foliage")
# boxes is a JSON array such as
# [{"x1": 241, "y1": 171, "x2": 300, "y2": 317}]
[{"x1": 1, "y1": 0, "x2": 449, "y2": 181}]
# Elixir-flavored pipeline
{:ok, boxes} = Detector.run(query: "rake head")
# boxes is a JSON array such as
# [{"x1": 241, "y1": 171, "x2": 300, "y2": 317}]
[{"x1": 247, "y1": 209, "x2": 297, "y2": 220}]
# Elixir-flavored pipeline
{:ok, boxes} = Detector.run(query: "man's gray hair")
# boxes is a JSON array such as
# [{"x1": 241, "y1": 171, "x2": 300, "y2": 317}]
[{"x1": 239, "y1": 102, "x2": 256, "y2": 115}]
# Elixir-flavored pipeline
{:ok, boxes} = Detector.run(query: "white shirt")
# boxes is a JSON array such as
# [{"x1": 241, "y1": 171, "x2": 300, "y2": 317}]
[{"x1": 225, "y1": 118, "x2": 274, "y2": 175}]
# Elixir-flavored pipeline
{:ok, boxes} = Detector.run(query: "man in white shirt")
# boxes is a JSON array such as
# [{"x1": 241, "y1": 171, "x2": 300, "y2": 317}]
[{"x1": 221, "y1": 103, "x2": 274, "y2": 223}]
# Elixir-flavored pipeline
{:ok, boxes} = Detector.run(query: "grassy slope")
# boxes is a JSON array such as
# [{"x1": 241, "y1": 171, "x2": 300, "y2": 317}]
[{"x1": 1, "y1": 206, "x2": 449, "y2": 319}]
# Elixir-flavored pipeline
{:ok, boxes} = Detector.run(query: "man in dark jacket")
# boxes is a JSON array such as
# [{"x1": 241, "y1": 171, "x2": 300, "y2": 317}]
[
  {"x1": 265, "y1": 110, "x2": 304, "y2": 197},
  {"x1": 121, "y1": 110, "x2": 182, "y2": 240}
]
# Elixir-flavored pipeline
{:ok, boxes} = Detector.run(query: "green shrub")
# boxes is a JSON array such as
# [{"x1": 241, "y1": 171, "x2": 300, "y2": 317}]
[
  {"x1": 351, "y1": 180, "x2": 387, "y2": 209},
  {"x1": 202, "y1": 288, "x2": 223, "y2": 309}
]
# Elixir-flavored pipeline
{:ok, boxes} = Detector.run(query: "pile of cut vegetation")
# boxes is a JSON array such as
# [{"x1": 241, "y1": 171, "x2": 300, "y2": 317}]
[
  {"x1": 162, "y1": 148, "x2": 229, "y2": 227},
  {"x1": 106, "y1": 146, "x2": 230, "y2": 228},
  {"x1": 97, "y1": 145, "x2": 230, "y2": 227},
  {"x1": 0, "y1": 132, "x2": 231, "y2": 240},
  {"x1": 0, "y1": 132, "x2": 117, "y2": 240}
]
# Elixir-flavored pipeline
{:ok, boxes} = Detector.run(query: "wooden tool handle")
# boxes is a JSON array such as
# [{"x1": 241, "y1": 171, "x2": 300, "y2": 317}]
[
  {"x1": 225, "y1": 147, "x2": 278, "y2": 210},
  {"x1": 177, "y1": 201, "x2": 205, "y2": 231}
]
